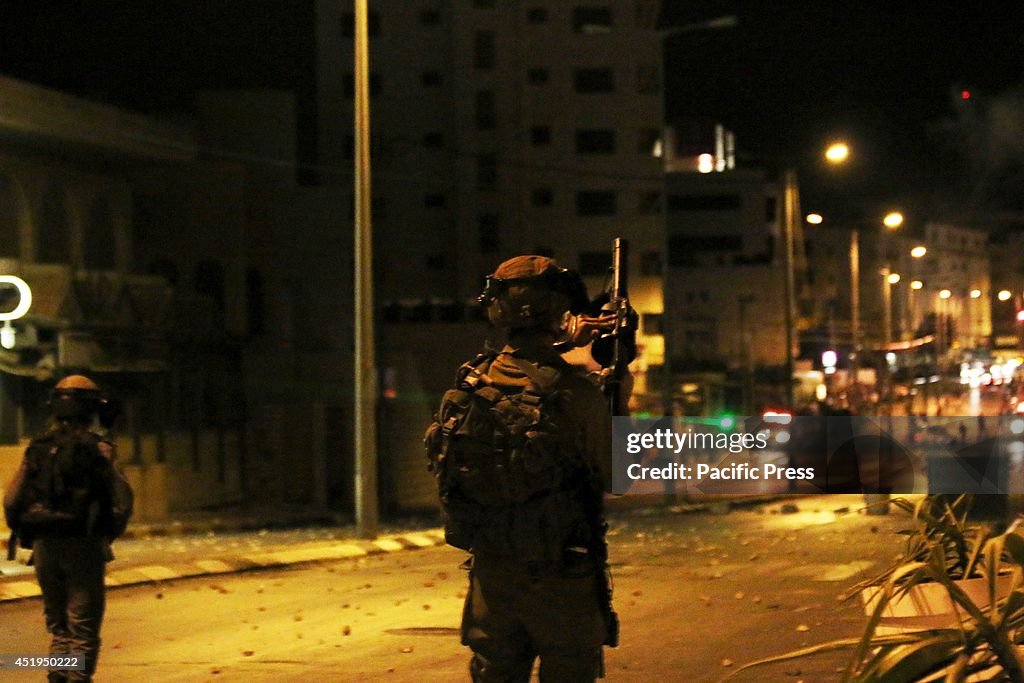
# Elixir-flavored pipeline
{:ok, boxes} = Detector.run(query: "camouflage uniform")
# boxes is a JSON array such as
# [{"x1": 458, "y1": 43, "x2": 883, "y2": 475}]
[{"x1": 451, "y1": 256, "x2": 613, "y2": 682}]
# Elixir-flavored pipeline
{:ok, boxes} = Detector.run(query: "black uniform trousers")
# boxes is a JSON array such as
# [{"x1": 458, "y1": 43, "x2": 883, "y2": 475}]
[
  {"x1": 32, "y1": 537, "x2": 107, "y2": 683},
  {"x1": 462, "y1": 556, "x2": 606, "y2": 682}
]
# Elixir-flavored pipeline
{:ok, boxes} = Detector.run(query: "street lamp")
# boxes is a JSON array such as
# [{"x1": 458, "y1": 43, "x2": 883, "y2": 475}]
[
  {"x1": 825, "y1": 142, "x2": 850, "y2": 164},
  {"x1": 883, "y1": 212, "x2": 904, "y2": 230},
  {"x1": 911, "y1": 245, "x2": 927, "y2": 259}
]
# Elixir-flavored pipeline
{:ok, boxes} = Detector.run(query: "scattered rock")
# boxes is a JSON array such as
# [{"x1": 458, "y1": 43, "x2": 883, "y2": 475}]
[
  {"x1": 780, "y1": 503, "x2": 799, "y2": 514},
  {"x1": 796, "y1": 624, "x2": 810, "y2": 632},
  {"x1": 242, "y1": 650, "x2": 255, "y2": 657},
  {"x1": 423, "y1": 604, "x2": 431, "y2": 610},
  {"x1": 401, "y1": 646, "x2": 414, "y2": 654},
  {"x1": 343, "y1": 626, "x2": 351, "y2": 636},
  {"x1": 155, "y1": 593, "x2": 163, "y2": 600},
  {"x1": 734, "y1": 592, "x2": 745, "y2": 600},
  {"x1": 721, "y1": 658, "x2": 734, "y2": 667}
]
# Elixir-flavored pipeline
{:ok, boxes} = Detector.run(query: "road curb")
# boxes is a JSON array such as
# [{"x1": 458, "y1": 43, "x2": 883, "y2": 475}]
[{"x1": 0, "y1": 529, "x2": 448, "y2": 603}]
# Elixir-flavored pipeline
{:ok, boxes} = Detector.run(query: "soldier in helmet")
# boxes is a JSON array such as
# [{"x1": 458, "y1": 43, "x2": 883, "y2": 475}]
[
  {"x1": 4, "y1": 375, "x2": 133, "y2": 683},
  {"x1": 426, "y1": 255, "x2": 617, "y2": 682}
]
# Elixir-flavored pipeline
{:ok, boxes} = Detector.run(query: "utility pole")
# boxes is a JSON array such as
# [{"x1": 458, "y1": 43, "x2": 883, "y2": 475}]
[
  {"x1": 353, "y1": 0, "x2": 378, "y2": 538},
  {"x1": 782, "y1": 169, "x2": 798, "y2": 408}
]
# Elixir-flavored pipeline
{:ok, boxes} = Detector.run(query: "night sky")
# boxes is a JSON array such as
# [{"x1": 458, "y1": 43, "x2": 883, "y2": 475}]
[
  {"x1": 1, "y1": 2, "x2": 1022, "y2": 230},
  {"x1": 662, "y1": 2, "x2": 1024, "y2": 227}
]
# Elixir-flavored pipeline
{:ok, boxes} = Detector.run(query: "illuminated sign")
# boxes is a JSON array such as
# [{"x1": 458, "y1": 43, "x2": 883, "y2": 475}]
[{"x1": 0, "y1": 275, "x2": 32, "y2": 321}]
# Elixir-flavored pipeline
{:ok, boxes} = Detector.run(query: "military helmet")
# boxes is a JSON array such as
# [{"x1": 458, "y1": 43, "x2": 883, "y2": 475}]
[
  {"x1": 50, "y1": 374, "x2": 104, "y2": 421},
  {"x1": 479, "y1": 255, "x2": 587, "y2": 329}
]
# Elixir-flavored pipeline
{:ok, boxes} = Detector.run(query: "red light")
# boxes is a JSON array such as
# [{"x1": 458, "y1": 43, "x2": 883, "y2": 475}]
[{"x1": 961, "y1": 90, "x2": 971, "y2": 100}]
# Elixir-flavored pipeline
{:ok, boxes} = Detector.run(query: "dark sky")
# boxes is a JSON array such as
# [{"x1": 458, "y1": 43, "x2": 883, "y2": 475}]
[
  {"x1": 662, "y1": 2, "x2": 1024, "y2": 226},
  {"x1": 1, "y1": 2, "x2": 1022, "y2": 228}
]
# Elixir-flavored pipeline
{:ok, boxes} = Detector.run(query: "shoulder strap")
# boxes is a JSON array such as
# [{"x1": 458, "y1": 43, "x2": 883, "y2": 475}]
[
  {"x1": 456, "y1": 352, "x2": 498, "y2": 391},
  {"x1": 503, "y1": 354, "x2": 561, "y2": 394}
]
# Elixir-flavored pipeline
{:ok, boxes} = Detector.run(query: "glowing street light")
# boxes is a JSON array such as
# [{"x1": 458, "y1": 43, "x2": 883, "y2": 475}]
[
  {"x1": 825, "y1": 142, "x2": 850, "y2": 164},
  {"x1": 911, "y1": 280, "x2": 923, "y2": 290},
  {"x1": 970, "y1": 289, "x2": 982, "y2": 299},
  {"x1": 910, "y1": 245, "x2": 927, "y2": 259},
  {"x1": 999, "y1": 289, "x2": 1013, "y2": 301},
  {"x1": 939, "y1": 289, "x2": 952, "y2": 300},
  {"x1": 883, "y1": 211, "x2": 904, "y2": 229},
  {"x1": 805, "y1": 213, "x2": 823, "y2": 224},
  {"x1": 888, "y1": 273, "x2": 901, "y2": 284}
]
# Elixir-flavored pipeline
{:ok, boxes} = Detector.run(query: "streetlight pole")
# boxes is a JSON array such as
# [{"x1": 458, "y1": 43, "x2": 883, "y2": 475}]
[
  {"x1": 782, "y1": 169, "x2": 798, "y2": 408},
  {"x1": 353, "y1": 0, "x2": 378, "y2": 538},
  {"x1": 850, "y1": 228, "x2": 860, "y2": 384}
]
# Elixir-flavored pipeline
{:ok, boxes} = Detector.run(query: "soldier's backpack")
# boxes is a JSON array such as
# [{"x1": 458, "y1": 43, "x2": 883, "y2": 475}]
[
  {"x1": 424, "y1": 352, "x2": 596, "y2": 570},
  {"x1": 6, "y1": 430, "x2": 129, "y2": 546}
]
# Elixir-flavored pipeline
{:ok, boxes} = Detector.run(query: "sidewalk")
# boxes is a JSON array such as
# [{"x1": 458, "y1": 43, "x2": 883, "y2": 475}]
[{"x1": 0, "y1": 493, "x2": 796, "y2": 603}]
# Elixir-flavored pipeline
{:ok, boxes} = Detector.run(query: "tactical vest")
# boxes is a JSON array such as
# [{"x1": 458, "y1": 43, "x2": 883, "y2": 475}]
[
  {"x1": 13, "y1": 430, "x2": 111, "y2": 541},
  {"x1": 425, "y1": 352, "x2": 596, "y2": 571}
]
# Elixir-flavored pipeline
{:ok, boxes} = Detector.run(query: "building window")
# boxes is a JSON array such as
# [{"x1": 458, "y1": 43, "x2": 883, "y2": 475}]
[
  {"x1": 475, "y1": 91, "x2": 496, "y2": 130},
  {"x1": 343, "y1": 73, "x2": 382, "y2": 98},
  {"x1": 530, "y1": 126, "x2": 552, "y2": 146},
  {"x1": 637, "y1": 191, "x2": 661, "y2": 215},
  {"x1": 341, "y1": 11, "x2": 381, "y2": 36},
  {"x1": 527, "y1": 7, "x2": 549, "y2": 23},
  {"x1": 575, "y1": 129, "x2": 616, "y2": 154},
  {"x1": 423, "y1": 131, "x2": 444, "y2": 147},
  {"x1": 474, "y1": 31, "x2": 496, "y2": 69},
  {"x1": 578, "y1": 251, "x2": 613, "y2": 276},
  {"x1": 246, "y1": 268, "x2": 265, "y2": 336},
  {"x1": 420, "y1": 9, "x2": 441, "y2": 25},
  {"x1": 636, "y1": 64, "x2": 659, "y2": 94},
  {"x1": 83, "y1": 196, "x2": 116, "y2": 270},
  {"x1": 0, "y1": 176, "x2": 20, "y2": 259},
  {"x1": 422, "y1": 71, "x2": 443, "y2": 87},
  {"x1": 574, "y1": 68, "x2": 615, "y2": 93},
  {"x1": 424, "y1": 193, "x2": 447, "y2": 208},
  {"x1": 478, "y1": 214, "x2": 500, "y2": 254},
  {"x1": 642, "y1": 313, "x2": 663, "y2": 334},
  {"x1": 640, "y1": 251, "x2": 661, "y2": 275},
  {"x1": 668, "y1": 235, "x2": 743, "y2": 266},
  {"x1": 667, "y1": 194, "x2": 742, "y2": 211},
  {"x1": 531, "y1": 187, "x2": 554, "y2": 207},
  {"x1": 194, "y1": 260, "x2": 225, "y2": 312},
  {"x1": 477, "y1": 154, "x2": 498, "y2": 189},
  {"x1": 527, "y1": 67, "x2": 550, "y2": 85},
  {"x1": 638, "y1": 128, "x2": 661, "y2": 155},
  {"x1": 635, "y1": 0, "x2": 659, "y2": 28},
  {"x1": 36, "y1": 186, "x2": 70, "y2": 264},
  {"x1": 576, "y1": 190, "x2": 617, "y2": 216},
  {"x1": 573, "y1": 7, "x2": 613, "y2": 33}
]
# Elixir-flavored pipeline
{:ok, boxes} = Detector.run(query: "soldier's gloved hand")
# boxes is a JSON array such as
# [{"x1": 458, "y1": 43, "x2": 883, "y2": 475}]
[{"x1": 568, "y1": 312, "x2": 617, "y2": 347}]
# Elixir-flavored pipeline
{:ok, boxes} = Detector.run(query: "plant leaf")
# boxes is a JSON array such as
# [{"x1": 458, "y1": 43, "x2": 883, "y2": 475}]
[{"x1": 860, "y1": 634, "x2": 961, "y2": 683}]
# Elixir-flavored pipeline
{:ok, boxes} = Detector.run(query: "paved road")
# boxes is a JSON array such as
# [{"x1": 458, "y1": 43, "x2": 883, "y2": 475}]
[{"x1": 0, "y1": 494, "x2": 910, "y2": 682}]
